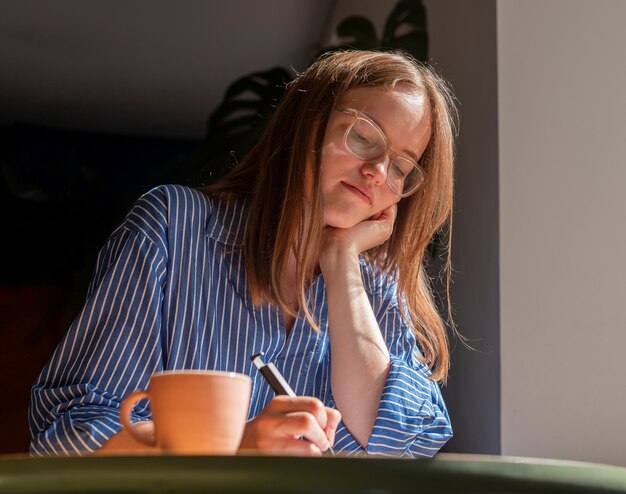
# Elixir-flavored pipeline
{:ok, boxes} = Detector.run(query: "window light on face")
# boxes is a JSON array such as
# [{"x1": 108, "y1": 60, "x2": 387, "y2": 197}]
[{"x1": 338, "y1": 108, "x2": 426, "y2": 197}]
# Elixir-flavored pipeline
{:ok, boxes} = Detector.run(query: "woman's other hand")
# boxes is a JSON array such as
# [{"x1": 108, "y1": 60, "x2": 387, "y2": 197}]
[
  {"x1": 239, "y1": 396, "x2": 341, "y2": 456},
  {"x1": 98, "y1": 420, "x2": 157, "y2": 453},
  {"x1": 320, "y1": 204, "x2": 397, "y2": 265}
]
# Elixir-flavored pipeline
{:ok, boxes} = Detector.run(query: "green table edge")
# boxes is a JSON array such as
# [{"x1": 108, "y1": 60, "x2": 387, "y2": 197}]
[{"x1": 1, "y1": 453, "x2": 625, "y2": 493}]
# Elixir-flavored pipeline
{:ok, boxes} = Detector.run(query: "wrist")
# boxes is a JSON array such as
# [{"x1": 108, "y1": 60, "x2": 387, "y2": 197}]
[{"x1": 319, "y1": 239, "x2": 359, "y2": 274}]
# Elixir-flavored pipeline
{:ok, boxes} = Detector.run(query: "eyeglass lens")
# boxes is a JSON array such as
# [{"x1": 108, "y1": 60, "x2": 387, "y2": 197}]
[{"x1": 345, "y1": 117, "x2": 424, "y2": 196}]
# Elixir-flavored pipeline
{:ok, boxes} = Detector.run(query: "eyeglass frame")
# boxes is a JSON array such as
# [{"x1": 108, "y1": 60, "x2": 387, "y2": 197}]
[{"x1": 335, "y1": 108, "x2": 427, "y2": 197}]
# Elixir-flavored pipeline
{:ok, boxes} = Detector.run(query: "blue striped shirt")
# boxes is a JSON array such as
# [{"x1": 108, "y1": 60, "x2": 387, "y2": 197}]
[{"x1": 29, "y1": 184, "x2": 452, "y2": 457}]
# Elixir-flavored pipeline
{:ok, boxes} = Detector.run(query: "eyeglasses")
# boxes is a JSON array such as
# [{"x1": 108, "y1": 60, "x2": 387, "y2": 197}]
[{"x1": 337, "y1": 108, "x2": 426, "y2": 197}]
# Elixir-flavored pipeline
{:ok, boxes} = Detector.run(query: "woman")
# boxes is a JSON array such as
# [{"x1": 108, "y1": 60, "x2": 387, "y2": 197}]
[{"x1": 30, "y1": 50, "x2": 457, "y2": 457}]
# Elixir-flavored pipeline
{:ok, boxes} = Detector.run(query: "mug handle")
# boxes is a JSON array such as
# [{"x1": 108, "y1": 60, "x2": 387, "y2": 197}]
[{"x1": 119, "y1": 390, "x2": 156, "y2": 447}]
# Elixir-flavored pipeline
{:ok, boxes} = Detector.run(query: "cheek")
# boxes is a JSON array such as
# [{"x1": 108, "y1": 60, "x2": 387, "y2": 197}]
[
  {"x1": 376, "y1": 189, "x2": 402, "y2": 212},
  {"x1": 320, "y1": 143, "x2": 349, "y2": 187}
]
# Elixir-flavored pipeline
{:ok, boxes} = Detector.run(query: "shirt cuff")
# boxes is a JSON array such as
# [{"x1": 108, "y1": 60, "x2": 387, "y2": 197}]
[{"x1": 366, "y1": 357, "x2": 453, "y2": 457}]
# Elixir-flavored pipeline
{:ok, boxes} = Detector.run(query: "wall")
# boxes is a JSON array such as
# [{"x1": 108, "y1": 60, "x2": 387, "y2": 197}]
[
  {"x1": 424, "y1": 0, "x2": 501, "y2": 454},
  {"x1": 498, "y1": 0, "x2": 626, "y2": 466},
  {"x1": 0, "y1": 0, "x2": 333, "y2": 137}
]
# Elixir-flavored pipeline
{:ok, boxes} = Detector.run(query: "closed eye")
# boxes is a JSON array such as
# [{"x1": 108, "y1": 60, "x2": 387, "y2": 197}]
[
  {"x1": 390, "y1": 159, "x2": 413, "y2": 178},
  {"x1": 353, "y1": 130, "x2": 375, "y2": 146}
]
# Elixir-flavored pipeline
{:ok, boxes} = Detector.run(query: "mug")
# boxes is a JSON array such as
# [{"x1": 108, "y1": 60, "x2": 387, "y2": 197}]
[{"x1": 119, "y1": 370, "x2": 252, "y2": 454}]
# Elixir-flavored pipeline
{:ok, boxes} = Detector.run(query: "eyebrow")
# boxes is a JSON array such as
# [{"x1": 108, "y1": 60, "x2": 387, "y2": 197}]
[{"x1": 359, "y1": 109, "x2": 421, "y2": 163}]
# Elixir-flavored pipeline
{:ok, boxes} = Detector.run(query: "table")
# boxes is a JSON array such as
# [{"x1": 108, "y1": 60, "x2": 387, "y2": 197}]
[{"x1": 1, "y1": 453, "x2": 625, "y2": 493}]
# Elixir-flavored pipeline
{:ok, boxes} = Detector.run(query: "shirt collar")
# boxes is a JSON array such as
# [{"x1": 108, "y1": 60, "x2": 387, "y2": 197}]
[{"x1": 207, "y1": 196, "x2": 248, "y2": 246}]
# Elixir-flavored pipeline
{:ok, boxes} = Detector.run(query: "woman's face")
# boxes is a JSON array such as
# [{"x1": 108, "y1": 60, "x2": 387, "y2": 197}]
[{"x1": 319, "y1": 86, "x2": 432, "y2": 229}]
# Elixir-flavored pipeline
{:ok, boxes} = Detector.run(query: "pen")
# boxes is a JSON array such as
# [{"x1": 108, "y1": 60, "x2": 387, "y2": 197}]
[
  {"x1": 251, "y1": 352, "x2": 296, "y2": 397},
  {"x1": 251, "y1": 352, "x2": 335, "y2": 455}
]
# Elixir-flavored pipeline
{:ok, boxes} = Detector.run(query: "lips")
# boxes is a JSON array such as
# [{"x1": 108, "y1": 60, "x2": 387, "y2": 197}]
[{"x1": 342, "y1": 181, "x2": 373, "y2": 205}]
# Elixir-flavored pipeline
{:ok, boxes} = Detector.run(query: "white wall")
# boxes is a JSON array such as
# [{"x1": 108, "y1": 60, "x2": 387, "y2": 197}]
[{"x1": 498, "y1": 0, "x2": 626, "y2": 466}]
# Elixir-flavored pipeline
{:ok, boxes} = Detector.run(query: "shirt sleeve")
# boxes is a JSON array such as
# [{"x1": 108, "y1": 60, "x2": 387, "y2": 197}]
[
  {"x1": 29, "y1": 195, "x2": 168, "y2": 456},
  {"x1": 331, "y1": 264, "x2": 453, "y2": 458},
  {"x1": 367, "y1": 316, "x2": 452, "y2": 457}
]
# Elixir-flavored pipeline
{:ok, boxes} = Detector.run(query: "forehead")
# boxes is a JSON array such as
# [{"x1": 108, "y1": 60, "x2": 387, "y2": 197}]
[
  {"x1": 335, "y1": 86, "x2": 432, "y2": 154},
  {"x1": 337, "y1": 85, "x2": 429, "y2": 117}
]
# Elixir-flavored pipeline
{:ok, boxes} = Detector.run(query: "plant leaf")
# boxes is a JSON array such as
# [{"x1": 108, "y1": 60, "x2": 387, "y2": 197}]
[
  {"x1": 381, "y1": 0, "x2": 428, "y2": 61},
  {"x1": 335, "y1": 16, "x2": 379, "y2": 50},
  {"x1": 195, "y1": 67, "x2": 292, "y2": 183}
]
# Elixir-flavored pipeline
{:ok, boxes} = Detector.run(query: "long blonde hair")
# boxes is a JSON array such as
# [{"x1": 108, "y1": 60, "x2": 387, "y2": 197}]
[{"x1": 204, "y1": 50, "x2": 457, "y2": 382}]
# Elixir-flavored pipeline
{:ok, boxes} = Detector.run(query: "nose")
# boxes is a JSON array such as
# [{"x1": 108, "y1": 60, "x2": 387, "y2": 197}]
[{"x1": 361, "y1": 154, "x2": 389, "y2": 185}]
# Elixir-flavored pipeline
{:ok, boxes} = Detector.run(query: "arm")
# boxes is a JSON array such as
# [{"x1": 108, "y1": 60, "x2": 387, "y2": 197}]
[
  {"x1": 29, "y1": 195, "x2": 168, "y2": 456},
  {"x1": 318, "y1": 206, "x2": 396, "y2": 447},
  {"x1": 319, "y1": 205, "x2": 452, "y2": 455}
]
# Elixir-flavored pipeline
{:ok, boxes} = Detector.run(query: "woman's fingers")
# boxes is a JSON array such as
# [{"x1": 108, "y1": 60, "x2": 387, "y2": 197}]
[
  {"x1": 324, "y1": 406, "x2": 342, "y2": 446},
  {"x1": 366, "y1": 203, "x2": 397, "y2": 244},
  {"x1": 239, "y1": 396, "x2": 341, "y2": 456},
  {"x1": 265, "y1": 396, "x2": 330, "y2": 428},
  {"x1": 274, "y1": 412, "x2": 331, "y2": 450},
  {"x1": 256, "y1": 436, "x2": 324, "y2": 457},
  {"x1": 346, "y1": 203, "x2": 398, "y2": 253},
  {"x1": 246, "y1": 413, "x2": 329, "y2": 453},
  {"x1": 369, "y1": 203, "x2": 397, "y2": 223}
]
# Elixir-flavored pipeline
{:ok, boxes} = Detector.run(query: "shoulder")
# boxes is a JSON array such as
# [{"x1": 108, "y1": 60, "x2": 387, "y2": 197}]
[
  {"x1": 115, "y1": 184, "x2": 215, "y2": 251},
  {"x1": 120, "y1": 184, "x2": 248, "y2": 249},
  {"x1": 136, "y1": 183, "x2": 212, "y2": 213}
]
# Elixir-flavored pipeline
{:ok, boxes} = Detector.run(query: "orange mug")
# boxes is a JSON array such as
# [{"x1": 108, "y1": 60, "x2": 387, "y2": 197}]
[{"x1": 120, "y1": 370, "x2": 252, "y2": 454}]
